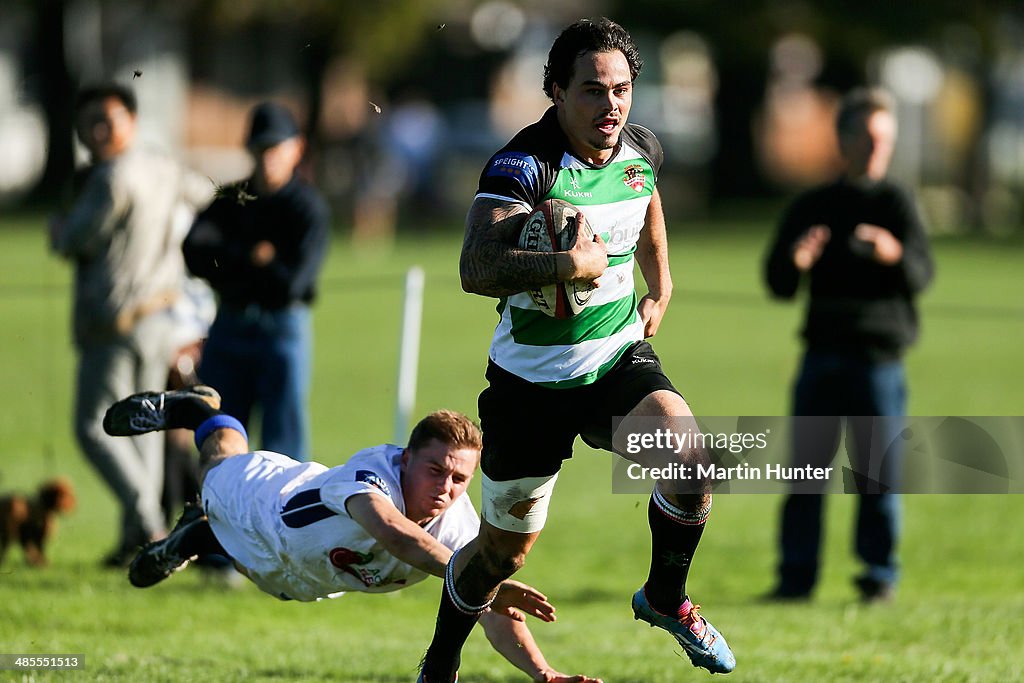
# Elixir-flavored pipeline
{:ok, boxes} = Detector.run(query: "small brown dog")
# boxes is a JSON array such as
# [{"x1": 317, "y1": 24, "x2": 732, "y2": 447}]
[{"x1": 0, "y1": 478, "x2": 76, "y2": 567}]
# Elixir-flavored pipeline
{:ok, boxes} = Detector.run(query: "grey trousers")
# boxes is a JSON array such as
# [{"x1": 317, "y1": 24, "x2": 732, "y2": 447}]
[{"x1": 74, "y1": 311, "x2": 175, "y2": 552}]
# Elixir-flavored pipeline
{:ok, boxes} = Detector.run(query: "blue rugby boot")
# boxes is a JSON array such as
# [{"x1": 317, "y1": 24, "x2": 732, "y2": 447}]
[{"x1": 632, "y1": 587, "x2": 736, "y2": 674}]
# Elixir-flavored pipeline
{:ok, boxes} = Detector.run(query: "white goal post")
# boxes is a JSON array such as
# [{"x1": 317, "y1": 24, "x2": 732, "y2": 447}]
[{"x1": 394, "y1": 266, "x2": 425, "y2": 444}]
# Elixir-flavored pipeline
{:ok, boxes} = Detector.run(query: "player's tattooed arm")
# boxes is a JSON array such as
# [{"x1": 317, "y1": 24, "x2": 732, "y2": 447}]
[
  {"x1": 460, "y1": 197, "x2": 606, "y2": 297},
  {"x1": 459, "y1": 198, "x2": 558, "y2": 297}
]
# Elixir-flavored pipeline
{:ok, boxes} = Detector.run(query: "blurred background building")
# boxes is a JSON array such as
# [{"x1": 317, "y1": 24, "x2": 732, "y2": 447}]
[{"x1": 2, "y1": 0, "x2": 1023, "y2": 236}]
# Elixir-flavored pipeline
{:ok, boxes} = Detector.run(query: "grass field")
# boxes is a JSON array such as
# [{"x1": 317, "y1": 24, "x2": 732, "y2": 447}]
[{"x1": 0, "y1": 215, "x2": 1022, "y2": 682}]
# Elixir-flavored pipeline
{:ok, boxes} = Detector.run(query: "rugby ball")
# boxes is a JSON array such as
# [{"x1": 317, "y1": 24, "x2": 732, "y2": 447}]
[{"x1": 518, "y1": 199, "x2": 595, "y2": 319}]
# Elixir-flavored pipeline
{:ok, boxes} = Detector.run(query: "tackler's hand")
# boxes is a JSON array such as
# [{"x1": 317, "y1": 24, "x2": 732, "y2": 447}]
[{"x1": 490, "y1": 579, "x2": 557, "y2": 623}]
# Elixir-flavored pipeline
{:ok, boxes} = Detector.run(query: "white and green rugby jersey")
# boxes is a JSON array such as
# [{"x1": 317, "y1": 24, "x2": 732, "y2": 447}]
[{"x1": 476, "y1": 106, "x2": 664, "y2": 387}]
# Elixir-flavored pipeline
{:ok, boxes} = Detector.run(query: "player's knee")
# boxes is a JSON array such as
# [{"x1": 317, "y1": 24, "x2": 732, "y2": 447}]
[
  {"x1": 679, "y1": 445, "x2": 712, "y2": 469},
  {"x1": 480, "y1": 473, "x2": 558, "y2": 534}
]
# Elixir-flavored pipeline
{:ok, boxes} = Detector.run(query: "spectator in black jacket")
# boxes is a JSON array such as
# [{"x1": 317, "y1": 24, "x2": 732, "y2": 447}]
[
  {"x1": 763, "y1": 88, "x2": 934, "y2": 602},
  {"x1": 184, "y1": 102, "x2": 330, "y2": 461}
]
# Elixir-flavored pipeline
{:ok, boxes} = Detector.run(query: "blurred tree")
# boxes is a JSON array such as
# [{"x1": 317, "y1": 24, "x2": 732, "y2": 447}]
[
  {"x1": 18, "y1": 0, "x2": 1016, "y2": 214},
  {"x1": 186, "y1": 0, "x2": 446, "y2": 147},
  {"x1": 25, "y1": 0, "x2": 75, "y2": 206},
  {"x1": 613, "y1": 0, "x2": 1002, "y2": 202},
  {"x1": 24, "y1": 0, "x2": 443, "y2": 205}
]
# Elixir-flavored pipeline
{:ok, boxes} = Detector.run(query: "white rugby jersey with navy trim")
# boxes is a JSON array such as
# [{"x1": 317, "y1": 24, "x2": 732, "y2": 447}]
[
  {"x1": 476, "y1": 106, "x2": 664, "y2": 387},
  {"x1": 202, "y1": 445, "x2": 479, "y2": 602}
]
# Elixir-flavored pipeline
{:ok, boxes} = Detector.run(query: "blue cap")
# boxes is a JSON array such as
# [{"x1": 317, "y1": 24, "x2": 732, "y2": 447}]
[{"x1": 246, "y1": 102, "x2": 299, "y2": 149}]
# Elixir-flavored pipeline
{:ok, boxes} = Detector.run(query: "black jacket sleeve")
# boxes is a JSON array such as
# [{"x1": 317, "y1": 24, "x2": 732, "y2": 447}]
[
  {"x1": 182, "y1": 198, "x2": 251, "y2": 289},
  {"x1": 764, "y1": 194, "x2": 811, "y2": 299},
  {"x1": 260, "y1": 190, "x2": 331, "y2": 303},
  {"x1": 890, "y1": 186, "x2": 934, "y2": 295}
]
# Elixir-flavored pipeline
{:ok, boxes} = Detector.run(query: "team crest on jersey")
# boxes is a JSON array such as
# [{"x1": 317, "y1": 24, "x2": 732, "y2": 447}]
[
  {"x1": 356, "y1": 470, "x2": 392, "y2": 497},
  {"x1": 623, "y1": 164, "x2": 646, "y2": 192},
  {"x1": 329, "y1": 547, "x2": 385, "y2": 587}
]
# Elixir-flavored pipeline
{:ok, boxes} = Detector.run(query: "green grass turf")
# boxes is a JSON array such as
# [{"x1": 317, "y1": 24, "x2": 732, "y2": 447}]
[{"x1": 0, "y1": 216, "x2": 1022, "y2": 681}]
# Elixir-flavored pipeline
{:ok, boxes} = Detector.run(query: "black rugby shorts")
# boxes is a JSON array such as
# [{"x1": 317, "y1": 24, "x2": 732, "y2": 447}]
[{"x1": 478, "y1": 341, "x2": 681, "y2": 481}]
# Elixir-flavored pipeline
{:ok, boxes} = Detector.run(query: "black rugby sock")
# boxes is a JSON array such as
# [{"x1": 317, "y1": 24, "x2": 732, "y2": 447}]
[
  {"x1": 645, "y1": 489, "x2": 711, "y2": 615},
  {"x1": 421, "y1": 558, "x2": 492, "y2": 682}
]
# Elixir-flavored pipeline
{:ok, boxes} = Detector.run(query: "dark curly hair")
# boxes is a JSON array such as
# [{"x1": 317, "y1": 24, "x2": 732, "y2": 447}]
[{"x1": 543, "y1": 18, "x2": 643, "y2": 102}]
